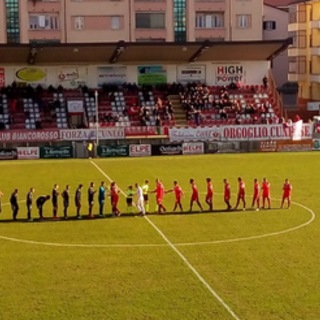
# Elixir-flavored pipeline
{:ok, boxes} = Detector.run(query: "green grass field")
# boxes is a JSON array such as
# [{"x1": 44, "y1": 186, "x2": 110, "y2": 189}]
[{"x1": 0, "y1": 153, "x2": 319, "y2": 320}]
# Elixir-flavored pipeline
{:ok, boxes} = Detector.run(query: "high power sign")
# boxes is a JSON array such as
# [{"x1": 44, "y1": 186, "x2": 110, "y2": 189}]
[{"x1": 215, "y1": 65, "x2": 245, "y2": 85}]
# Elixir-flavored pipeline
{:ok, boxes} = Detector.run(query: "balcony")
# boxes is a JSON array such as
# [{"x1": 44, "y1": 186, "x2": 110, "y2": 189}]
[
  {"x1": 134, "y1": 1, "x2": 166, "y2": 11},
  {"x1": 195, "y1": 1, "x2": 225, "y2": 12},
  {"x1": 310, "y1": 74, "x2": 320, "y2": 82},
  {"x1": 194, "y1": 28, "x2": 225, "y2": 40},
  {"x1": 310, "y1": 47, "x2": 320, "y2": 55},
  {"x1": 28, "y1": 29, "x2": 62, "y2": 41},
  {"x1": 135, "y1": 29, "x2": 167, "y2": 40},
  {"x1": 310, "y1": 20, "x2": 320, "y2": 29},
  {"x1": 288, "y1": 73, "x2": 306, "y2": 82},
  {"x1": 27, "y1": 0, "x2": 61, "y2": 12}
]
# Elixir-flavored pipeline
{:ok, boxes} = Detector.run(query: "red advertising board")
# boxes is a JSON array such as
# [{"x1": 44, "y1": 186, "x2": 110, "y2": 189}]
[
  {"x1": 0, "y1": 130, "x2": 60, "y2": 142},
  {"x1": 182, "y1": 142, "x2": 204, "y2": 155},
  {"x1": 0, "y1": 68, "x2": 5, "y2": 88},
  {"x1": 17, "y1": 147, "x2": 40, "y2": 160},
  {"x1": 129, "y1": 144, "x2": 151, "y2": 157}
]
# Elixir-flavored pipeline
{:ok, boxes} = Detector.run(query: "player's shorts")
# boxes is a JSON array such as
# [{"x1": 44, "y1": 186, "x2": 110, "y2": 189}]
[
  {"x1": 157, "y1": 197, "x2": 163, "y2": 205},
  {"x1": 175, "y1": 197, "x2": 181, "y2": 204},
  {"x1": 191, "y1": 195, "x2": 199, "y2": 202},
  {"x1": 88, "y1": 201, "x2": 94, "y2": 206},
  {"x1": 112, "y1": 195, "x2": 119, "y2": 205},
  {"x1": 253, "y1": 193, "x2": 259, "y2": 199},
  {"x1": 262, "y1": 194, "x2": 270, "y2": 199},
  {"x1": 52, "y1": 200, "x2": 58, "y2": 207},
  {"x1": 237, "y1": 193, "x2": 245, "y2": 199},
  {"x1": 283, "y1": 193, "x2": 291, "y2": 199},
  {"x1": 75, "y1": 201, "x2": 81, "y2": 207},
  {"x1": 224, "y1": 196, "x2": 230, "y2": 202},
  {"x1": 126, "y1": 198, "x2": 133, "y2": 205},
  {"x1": 143, "y1": 194, "x2": 149, "y2": 202},
  {"x1": 206, "y1": 194, "x2": 213, "y2": 200},
  {"x1": 63, "y1": 201, "x2": 69, "y2": 208}
]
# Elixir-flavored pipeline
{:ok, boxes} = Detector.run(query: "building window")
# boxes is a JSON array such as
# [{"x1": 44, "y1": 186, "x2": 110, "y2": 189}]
[
  {"x1": 298, "y1": 56, "x2": 306, "y2": 74},
  {"x1": 135, "y1": 13, "x2": 165, "y2": 29},
  {"x1": 237, "y1": 15, "x2": 251, "y2": 28},
  {"x1": 5, "y1": 0, "x2": 20, "y2": 43},
  {"x1": 74, "y1": 16, "x2": 84, "y2": 30},
  {"x1": 297, "y1": 30, "x2": 306, "y2": 48},
  {"x1": 111, "y1": 16, "x2": 120, "y2": 30},
  {"x1": 196, "y1": 13, "x2": 224, "y2": 28},
  {"x1": 29, "y1": 15, "x2": 59, "y2": 30},
  {"x1": 174, "y1": 0, "x2": 187, "y2": 42},
  {"x1": 298, "y1": 5, "x2": 306, "y2": 23},
  {"x1": 289, "y1": 57, "x2": 297, "y2": 73},
  {"x1": 289, "y1": 31, "x2": 297, "y2": 47},
  {"x1": 263, "y1": 21, "x2": 276, "y2": 31},
  {"x1": 289, "y1": 6, "x2": 297, "y2": 23}
]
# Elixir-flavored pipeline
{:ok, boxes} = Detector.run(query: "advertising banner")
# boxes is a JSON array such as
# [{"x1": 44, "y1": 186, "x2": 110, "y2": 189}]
[
  {"x1": 40, "y1": 146, "x2": 73, "y2": 159},
  {"x1": 313, "y1": 139, "x2": 320, "y2": 150},
  {"x1": 214, "y1": 64, "x2": 245, "y2": 85},
  {"x1": 276, "y1": 140, "x2": 313, "y2": 152},
  {"x1": 259, "y1": 141, "x2": 277, "y2": 152},
  {"x1": 0, "y1": 130, "x2": 60, "y2": 143},
  {"x1": 97, "y1": 66, "x2": 127, "y2": 86},
  {"x1": 98, "y1": 145, "x2": 129, "y2": 157},
  {"x1": 57, "y1": 66, "x2": 87, "y2": 89},
  {"x1": 137, "y1": 66, "x2": 167, "y2": 85},
  {"x1": 14, "y1": 67, "x2": 47, "y2": 86},
  {"x1": 0, "y1": 148, "x2": 17, "y2": 160},
  {"x1": 177, "y1": 65, "x2": 206, "y2": 83},
  {"x1": 206, "y1": 142, "x2": 240, "y2": 154},
  {"x1": 152, "y1": 144, "x2": 182, "y2": 156},
  {"x1": 182, "y1": 142, "x2": 204, "y2": 155},
  {"x1": 0, "y1": 67, "x2": 5, "y2": 88},
  {"x1": 60, "y1": 128, "x2": 125, "y2": 141},
  {"x1": 169, "y1": 127, "x2": 221, "y2": 142},
  {"x1": 129, "y1": 144, "x2": 152, "y2": 157},
  {"x1": 17, "y1": 147, "x2": 40, "y2": 160},
  {"x1": 67, "y1": 100, "x2": 84, "y2": 113}
]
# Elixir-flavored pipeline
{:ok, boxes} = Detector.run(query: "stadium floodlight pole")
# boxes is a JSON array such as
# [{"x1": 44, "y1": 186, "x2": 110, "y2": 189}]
[{"x1": 94, "y1": 90, "x2": 99, "y2": 149}]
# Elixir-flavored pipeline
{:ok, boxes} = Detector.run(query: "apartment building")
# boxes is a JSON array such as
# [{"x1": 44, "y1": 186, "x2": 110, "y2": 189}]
[{"x1": 0, "y1": 0, "x2": 263, "y2": 44}]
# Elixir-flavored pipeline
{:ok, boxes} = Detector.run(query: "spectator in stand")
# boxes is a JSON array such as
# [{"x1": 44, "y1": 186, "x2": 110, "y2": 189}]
[
  {"x1": 263, "y1": 76, "x2": 268, "y2": 88},
  {"x1": 36, "y1": 119, "x2": 42, "y2": 129},
  {"x1": 236, "y1": 81, "x2": 242, "y2": 90},
  {"x1": 294, "y1": 114, "x2": 301, "y2": 122},
  {"x1": 220, "y1": 108, "x2": 228, "y2": 120}
]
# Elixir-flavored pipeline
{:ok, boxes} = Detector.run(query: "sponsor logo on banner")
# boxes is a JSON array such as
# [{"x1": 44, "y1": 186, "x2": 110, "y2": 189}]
[
  {"x1": 215, "y1": 64, "x2": 245, "y2": 85},
  {"x1": 0, "y1": 68, "x2": 5, "y2": 88},
  {"x1": 137, "y1": 66, "x2": 167, "y2": 86},
  {"x1": 129, "y1": 144, "x2": 151, "y2": 157},
  {"x1": 98, "y1": 145, "x2": 129, "y2": 157},
  {"x1": 177, "y1": 65, "x2": 206, "y2": 83},
  {"x1": 97, "y1": 66, "x2": 127, "y2": 86},
  {"x1": 40, "y1": 146, "x2": 73, "y2": 159},
  {"x1": 17, "y1": 147, "x2": 40, "y2": 160},
  {"x1": 0, "y1": 130, "x2": 59, "y2": 142},
  {"x1": 206, "y1": 142, "x2": 240, "y2": 154},
  {"x1": 152, "y1": 144, "x2": 182, "y2": 156},
  {"x1": 313, "y1": 139, "x2": 320, "y2": 150},
  {"x1": 60, "y1": 129, "x2": 125, "y2": 141},
  {"x1": 169, "y1": 127, "x2": 221, "y2": 142},
  {"x1": 182, "y1": 142, "x2": 204, "y2": 155},
  {"x1": 0, "y1": 148, "x2": 17, "y2": 160},
  {"x1": 259, "y1": 141, "x2": 277, "y2": 152},
  {"x1": 57, "y1": 67, "x2": 87, "y2": 88},
  {"x1": 15, "y1": 67, "x2": 46, "y2": 84},
  {"x1": 67, "y1": 100, "x2": 84, "y2": 113},
  {"x1": 276, "y1": 140, "x2": 313, "y2": 152}
]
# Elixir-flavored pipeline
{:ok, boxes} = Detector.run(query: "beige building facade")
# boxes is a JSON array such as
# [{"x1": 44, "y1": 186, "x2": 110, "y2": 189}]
[{"x1": 0, "y1": 0, "x2": 264, "y2": 44}]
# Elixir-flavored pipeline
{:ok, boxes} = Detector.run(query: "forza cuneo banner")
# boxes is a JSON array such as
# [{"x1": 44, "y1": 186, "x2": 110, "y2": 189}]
[{"x1": 169, "y1": 122, "x2": 313, "y2": 142}]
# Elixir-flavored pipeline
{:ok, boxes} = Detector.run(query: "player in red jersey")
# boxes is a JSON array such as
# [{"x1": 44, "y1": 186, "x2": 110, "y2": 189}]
[
  {"x1": 189, "y1": 179, "x2": 203, "y2": 212},
  {"x1": 110, "y1": 182, "x2": 121, "y2": 217},
  {"x1": 151, "y1": 179, "x2": 166, "y2": 214},
  {"x1": 251, "y1": 178, "x2": 260, "y2": 211},
  {"x1": 166, "y1": 181, "x2": 184, "y2": 212},
  {"x1": 281, "y1": 179, "x2": 292, "y2": 209},
  {"x1": 223, "y1": 179, "x2": 232, "y2": 210},
  {"x1": 235, "y1": 177, "x2": 246, "y2": 210},
  {"x1": 261, "y1": 178, "x2": 271, "y2": 209},
  {"x1": 205, "y1": 178, "x2": 214, "y2": 211}
]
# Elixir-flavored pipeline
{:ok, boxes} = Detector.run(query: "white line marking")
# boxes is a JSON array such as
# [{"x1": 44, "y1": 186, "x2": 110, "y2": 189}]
[{"x1": 90, "y1": 160, "x2": 241, "y2": 320}]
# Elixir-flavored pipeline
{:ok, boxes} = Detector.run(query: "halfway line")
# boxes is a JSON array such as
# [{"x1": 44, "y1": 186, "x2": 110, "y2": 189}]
[{"x1": 90, "y1": 160, "x2": 241, "y2": 320}]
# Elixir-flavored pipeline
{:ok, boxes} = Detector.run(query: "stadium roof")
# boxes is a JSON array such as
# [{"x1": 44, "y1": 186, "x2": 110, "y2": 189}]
[{"x1": 0, "y1": 38, "x2": 292, "y2": 65}]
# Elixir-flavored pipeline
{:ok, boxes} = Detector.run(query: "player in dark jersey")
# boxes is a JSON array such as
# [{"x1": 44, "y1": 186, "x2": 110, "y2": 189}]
[
  {"x1": 26, "y1": 188, "x2": 35, "y2": 222},
  {"x1": 36, "y1": 195, "x2": 50, "y2": 219},
  {"x1": 75, "y1": 184, "x2": 83, "y2": 219},
  {"x1": 61, "y1": 185, "x2": 70, "y2": 219},
  {"x1": 88, "y1": 182, "x2": 96, "y2": 218},
  {"x1": 10, "y1": 189, "x2": 19, "y2": 221},
  {"x1": 52, "y1": 184, "x2": 59, "y2": 219}
]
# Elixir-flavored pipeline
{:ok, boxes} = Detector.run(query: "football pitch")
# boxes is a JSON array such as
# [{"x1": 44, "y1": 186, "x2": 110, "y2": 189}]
[{"x1": 0, "y1": 152, "x2": 319, "y2": 320}]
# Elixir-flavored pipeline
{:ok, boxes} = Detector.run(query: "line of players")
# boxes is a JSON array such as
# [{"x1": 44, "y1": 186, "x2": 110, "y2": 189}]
[{"x1": 0, "y1": 177, "x2": 292, "y2": 221}]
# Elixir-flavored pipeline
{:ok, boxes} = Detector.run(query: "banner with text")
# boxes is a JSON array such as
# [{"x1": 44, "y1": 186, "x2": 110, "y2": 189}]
[
  {"x1": 40, "y1": 146, "x2": 73, "y2": 159},
  {"x1": 97, "y1": 66, "x2": 127, "y2": 86},
  {"x1": 98, "y1": 145, "x2": 129, "y2": 157},
  {"x1": 0, "y1": 148, "x2": 17, "y2": 160},
  {"x1": 169, "y1": 123, "x2": 313, "y2": 142},
  {"x1": 214, "y1": 64, "x2": 245, "y2": 86},
  {"x1": 129, "y1": 144, "x2": 152, "y2": 157},
  {"x1": 206, "y1": 142, "x2": 240, "y2": 154},
  {"x1": 313, "y1": 139, "x2": 320, "y2": 150},
  {"x1": 17, "y1": 147, "x2": 40, "y2": 160},
  {"x1": 137, "y1": 66, "x2": 167, "y2": 86},
  {"x1": 60, "y1": 128, "x2": 125, "y2": 141},
  {"x1": 177, "y1": 65, "x2": 206, "y2": 83},
  {"x1": 56, "y1": 66, "x2": 88, "y2": 89},
  {"x1": 14, "y1": 67, "x2": 47, "y2": 87},
  {"x1": 0, "y1": 130, "x2": 60, "y2": 143},
  {"x1": 152, "y1": 144, "x2": 182, "y2": 156},
  {"x1": 182, "y1": 142, "x2": 204, "y2": 155},
  {"x1": 276, "y1": 140, "x2": 313, "y2": 152}
]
